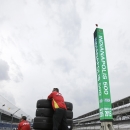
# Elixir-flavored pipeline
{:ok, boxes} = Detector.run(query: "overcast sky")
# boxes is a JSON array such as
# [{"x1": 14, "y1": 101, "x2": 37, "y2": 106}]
[{"x1": 0, "y1": 0, "x2": 130, "y2": 119}]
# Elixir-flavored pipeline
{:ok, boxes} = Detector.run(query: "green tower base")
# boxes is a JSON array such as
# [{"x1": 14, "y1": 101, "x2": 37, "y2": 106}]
[{"x1": 100, "y1": 122, "x2": 115, "y2": 130}]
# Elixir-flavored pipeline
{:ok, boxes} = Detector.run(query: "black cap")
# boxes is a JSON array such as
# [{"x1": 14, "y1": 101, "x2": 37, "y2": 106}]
[
  {"x1": 22, "y1": 116, "x2": 27, "y2": 120},
  {"x1": 53, "y1": 88, "x2": 59, "y2": 92}
]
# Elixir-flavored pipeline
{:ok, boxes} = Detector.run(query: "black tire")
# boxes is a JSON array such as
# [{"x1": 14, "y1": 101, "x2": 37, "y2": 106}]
[
  {"x1": 34, "y1": 129, "x2": 52, "y2": 130},
  {"x1": 33, "y1": 117, "x2": 73, "y2": 129},
  {"x1": 36, "y1": 108, "x2": 54, "y2": 117},
  {"x1": 33, "y1": 122, "x2": 52, "y2": 129},
  {"x1": 66, "y1": 110, "x2": 73, "y2": 119},
  {"x1": 36, "y1": 108, "x2": 73, "y2": 119},
  {"x1": 37, "y1": 99, "x2": 52, "y2": 108},
  {"x1": 37, "y1": 99, "x2": 73, "y2": 111},
  {"x1": 65, "y1": 102, "x2": 73, "y2": 111},
  {"x1": 34, "y1": 129, "x2": 54, "y2": 130},
  {"x1": 33, "y1": 117, "x2": 52, "y2": 129},
  {"x1": 33, "y1": 117, "x2": 53, "y2": 123}
]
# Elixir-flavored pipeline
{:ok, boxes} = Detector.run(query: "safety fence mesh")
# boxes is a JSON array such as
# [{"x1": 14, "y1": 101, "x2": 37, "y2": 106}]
[{"x1": 0, "y1": 95, "x2": 32, "y2": 122}]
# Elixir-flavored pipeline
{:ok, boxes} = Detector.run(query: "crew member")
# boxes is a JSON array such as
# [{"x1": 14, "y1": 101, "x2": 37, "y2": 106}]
[
  {"x1": 47, "y1": 88, "x2": 68, "y2": 130},
  {"x1": 18, "y1": 116, "x2": 30, "y2": 130}
]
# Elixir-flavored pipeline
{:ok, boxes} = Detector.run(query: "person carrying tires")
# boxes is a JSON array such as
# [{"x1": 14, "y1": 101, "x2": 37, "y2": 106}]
[
  {"x1": 18, "y1": 116, "x2": 31, "y2": 130},
  {"x1": 47, "y1": 88, "x2": 68, "y2": 130}
]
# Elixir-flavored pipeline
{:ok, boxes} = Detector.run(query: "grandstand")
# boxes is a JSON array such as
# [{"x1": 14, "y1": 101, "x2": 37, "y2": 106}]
[
  {"x1": 0, "y1": 108, "x2": 20, "y2": 130},
  {"x1": 0, "y1": 108, "x2": 20, "y2": 122},
  {"x1": 0, "y1": 95, "x2": 32, "y2": 130},
  {"x1": 73, "y1": 96, "x2": 130, "y2": 122},
  {"x1": 73, "y1": 96, "x2": 130, "y2": 129},
  {"x1": 0, "y1": 122, "x2": 18, "y2": 130}
]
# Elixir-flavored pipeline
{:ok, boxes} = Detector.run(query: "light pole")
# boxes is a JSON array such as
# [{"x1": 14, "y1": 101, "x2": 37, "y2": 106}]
[
  {"x1": 11, "y1": 108, "x2": 20, "y2": 130},
  {"x1": 0, "y1": 104, "x2": 5, "y2": 122},
  {"x1": 26, "y1": 115, "x2": 29, "y2": 119}
]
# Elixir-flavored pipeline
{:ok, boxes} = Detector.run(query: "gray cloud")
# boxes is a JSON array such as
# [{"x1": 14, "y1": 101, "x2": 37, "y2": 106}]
[
  {"x1": 0, "y1": 91, "x2": 16, "y2": 105},
  {"x1": 0, "y1": 59, "x2": 10, "y2": 81},
  {"x1": 72, "y1": 88, "x2": 97, "y2": 105},
  {"x1": 21, "y1": 50, "x2": 44, "y2": 65},
  {"x1": 54, "y1": 58, "x2": 74, "y2": 73},
  {"x1": 0, "y1": 16, "x2": 9, "y2": 24},
  {"x1": 10, "y1": 59, "x2": 23, "y2": 83},
  {"x1": 83, "y1": 0, "x2": 93, "y2": 12},
  {"x1": 109, "y1": 61, "x2": 130, "y2": 100},
  {"x1": 39, "y1": 0, "x2": 81, "y2": 51},
  {"x1": 0, "y1": 0, "x2": 130, "y2": 119},
  {"x1": 58, "y1": 3, "x2": 81, "y2": 51}
]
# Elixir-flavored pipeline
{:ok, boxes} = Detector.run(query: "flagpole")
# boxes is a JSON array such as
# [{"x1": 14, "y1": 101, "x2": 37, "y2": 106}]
[
  {"x1": 11, "y1": 108, "x2": 20, "y2": 130},
  {"x1": 0, "y1": 104, "x2": 5, "y2": 122}
]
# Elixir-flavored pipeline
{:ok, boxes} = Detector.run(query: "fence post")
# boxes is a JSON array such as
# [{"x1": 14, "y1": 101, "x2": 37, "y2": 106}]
[{"x1": 11, "y1": 108, "x2": 20, "y2": 130}]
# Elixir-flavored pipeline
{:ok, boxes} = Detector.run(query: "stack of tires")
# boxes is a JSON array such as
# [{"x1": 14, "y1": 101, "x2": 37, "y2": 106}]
[{"x1": 33, "y1": 99, "x2": 73, "y2": 130}]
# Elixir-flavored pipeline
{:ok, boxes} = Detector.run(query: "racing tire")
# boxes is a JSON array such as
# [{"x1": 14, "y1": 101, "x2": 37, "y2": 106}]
[
  {"x1": 36, "y1": 108, "x2": 73, "y2": 119},
  {"x1": 33, "y1": 117, "x2": 73, "y2": 129},
  {"x1": 37, "y1": 99, "x2": 52, "y2": 108},
  {"x1": 65, "y1": 102, "x2": 73, "y2": 111},
  {"x1": 36, "y1": 108, "x2": 53, "y2": 117},
  {"x1": 37, "y1": 99, "x2": 73, "y2": 111},
  {"x1": 33, "y1": 117, "x2": 52, "y2": 129}
]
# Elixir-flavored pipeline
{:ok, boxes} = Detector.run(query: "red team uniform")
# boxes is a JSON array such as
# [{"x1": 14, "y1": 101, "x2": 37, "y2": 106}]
[
  {"x1": 47, "y1": 88, "x2": 68, "y2": 130},
  {"x1": 48, "y1": 91, "x2": 67, "y2": 110},
  {"x1": 18, "y1": 120, "x2": 30, "y2": 130}
]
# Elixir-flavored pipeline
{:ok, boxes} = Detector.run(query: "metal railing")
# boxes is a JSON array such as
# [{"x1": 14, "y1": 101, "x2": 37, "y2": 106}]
[
  {"x1": 73, "y1": 105, "x2": 130, "y2": 124},
  {"x1": 73, "y1": 119, "x2": 130, "y2": 130}
]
